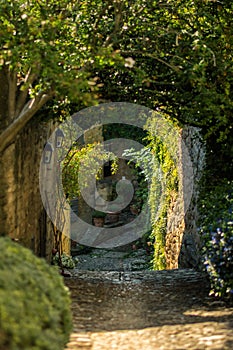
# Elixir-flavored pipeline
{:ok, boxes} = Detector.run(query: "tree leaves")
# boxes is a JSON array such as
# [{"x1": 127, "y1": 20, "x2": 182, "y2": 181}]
[{"x1": 1, "y1": 0, "x2": 232, "y2": 171}]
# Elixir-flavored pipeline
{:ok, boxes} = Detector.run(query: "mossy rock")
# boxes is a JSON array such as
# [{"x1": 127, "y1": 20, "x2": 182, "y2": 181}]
[{"x1": 0, "y1": 237, "x2": 72, "y2": 350}]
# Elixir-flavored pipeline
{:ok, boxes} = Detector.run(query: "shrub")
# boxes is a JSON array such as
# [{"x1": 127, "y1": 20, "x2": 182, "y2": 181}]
[
  {"x1": 199, "y1": 180, "x2": 233, "y2": 300},
  {"x1": 0, "y1": 237, "x2": 72, "y2": 350},
  {"x1": 52, "y1": 252, "x2": 79, "y2": 269}
]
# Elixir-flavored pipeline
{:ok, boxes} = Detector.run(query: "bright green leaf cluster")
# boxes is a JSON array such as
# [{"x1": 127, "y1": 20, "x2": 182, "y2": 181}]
[
  {"x1": 62, "y1": 142, "x2": 118, "y2": 200},
  {"x1": 146, "y1": 116, "x2": 179, "y2": 270},
  {"x1": 0, "y1": 237, "x2": 72, "y2": 350}
]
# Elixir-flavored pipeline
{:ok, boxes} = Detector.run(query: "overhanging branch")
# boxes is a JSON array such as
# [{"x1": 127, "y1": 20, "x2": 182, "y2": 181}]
[{"x1": 0, "y1": 91, "x2": 53, "y2": 154}]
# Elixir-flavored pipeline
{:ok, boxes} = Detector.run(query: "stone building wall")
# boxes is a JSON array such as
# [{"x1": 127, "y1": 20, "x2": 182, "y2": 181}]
[
  {"x1": 0, "y1": 117, "x2": 70, "y2": 262},
  {"x1": 165, "y1": 126, "x2": 205, "y2": 269}
]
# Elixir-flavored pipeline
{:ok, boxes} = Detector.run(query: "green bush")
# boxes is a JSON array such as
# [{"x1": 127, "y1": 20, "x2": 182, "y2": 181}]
[
  {"x1": 199, "y1": 180, "x2": 233, "y2": 299},
  {"x1": 52, "y1": 252, "x2": 79, "y2": 269},
  {"x1": 0, "y1": 237, "x2": 72, "y2": 350}
]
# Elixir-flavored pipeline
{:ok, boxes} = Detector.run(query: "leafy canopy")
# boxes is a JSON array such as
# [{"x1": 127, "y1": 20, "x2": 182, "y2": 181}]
[
  {"x1": 1, "y1": 0, "x2": 232, "y2": 175},
  {"x1": 0, "y1": 0, "x2": 122, "y2": 103}
]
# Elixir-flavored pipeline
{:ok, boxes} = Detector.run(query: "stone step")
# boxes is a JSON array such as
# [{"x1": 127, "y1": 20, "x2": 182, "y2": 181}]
[{"x1": 68, "y1": 268, "x2": 209, "y2": 287}]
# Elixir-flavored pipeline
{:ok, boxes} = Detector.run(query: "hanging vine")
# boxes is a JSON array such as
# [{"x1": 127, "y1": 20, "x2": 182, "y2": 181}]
[{"x1": 146, "y1": 116, "x2": 179, "y2": 270}]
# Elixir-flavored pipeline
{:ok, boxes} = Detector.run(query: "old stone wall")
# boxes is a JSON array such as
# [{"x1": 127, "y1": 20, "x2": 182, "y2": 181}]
[
  {"x1": 0, "y1": 117, "x2": 70, "y2": 261},
  {"x1": 178, "y1": 126, "x2": 205, "y2": 268},
  {"x1": 165, "y1": 126, "x2": 205, "y2": 269}
]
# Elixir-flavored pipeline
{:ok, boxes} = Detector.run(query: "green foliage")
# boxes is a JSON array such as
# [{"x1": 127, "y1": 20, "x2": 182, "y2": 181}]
[
  {"x1": 146, "y1": 117, "x2": 179, "y2": 270},
  {"x1": 94, "y1": 0, "x2": 233, "y2": 178},
  {"x1": 0, "y1": 0, "x2": 123, "y2": 103},
  {"x1": 1, "y1": 0, "x2": 232, "y2": 174},
  {"x1": 1, "y1": 0, "x2": 232, "y2": 138},
  {"x1": 92, "y1": 210, "x2": 106, "y2": 218},
  {"x1": 52, "y1": 252, "x2": 79, "y2": 269},
  {"x1": 199, "y1": 179, "x2": 233, "y2": 299},
  {"x1": 62, "y1": 142, "x2": 118, "y2": 200},
  {"x1": 103, "y1": 123, "x2": 148, "y2": 146},
  {"x1": 123, "y1": 115, "x2": 179, "y2": 270},
  {"x1": 0, "y1": 237, "x2": 72, "y2": 350},
  {"x1": 122, "y1": 147, "x2": 150, "y2": 216}
]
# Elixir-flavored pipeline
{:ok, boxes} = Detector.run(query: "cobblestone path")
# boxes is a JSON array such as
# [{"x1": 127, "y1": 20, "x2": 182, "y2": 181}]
[{"x1": 64, "y1": 269, "x2": 233, "y2": 350}]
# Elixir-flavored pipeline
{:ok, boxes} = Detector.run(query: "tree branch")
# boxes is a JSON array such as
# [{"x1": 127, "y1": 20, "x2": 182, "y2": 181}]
[
  {"x1": 15, "y1": 67, "x2": 39, "y2": 118},
  {"x1": 0, "y1": 91, "x2": 53, "y2": 153},
  {"x1": 122, "y1": 50, "x2": 181, "y2": 72},
  {"x1": 7, "y1": 70, "x2": 17, "y2": 121},
  {"x1": 103, "y1": 1, "x2": 124, "y2": 47}
]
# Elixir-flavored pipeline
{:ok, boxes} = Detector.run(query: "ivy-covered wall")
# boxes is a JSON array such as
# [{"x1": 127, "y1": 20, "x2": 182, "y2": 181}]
[{"x1": 147, "y1": 117, "x2": 205, "y2": 270}]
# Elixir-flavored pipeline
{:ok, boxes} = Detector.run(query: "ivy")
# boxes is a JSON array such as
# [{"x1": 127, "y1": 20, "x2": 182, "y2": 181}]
[
  {"x1": 62, "y1": 142, "x2": 118, "y2": 201},
  {"x1": 146, "y1": 116, "x2": 179, "y2": 270},
  {"x1": 123, "y1": 115, "x2": 179, "y2": 270}
]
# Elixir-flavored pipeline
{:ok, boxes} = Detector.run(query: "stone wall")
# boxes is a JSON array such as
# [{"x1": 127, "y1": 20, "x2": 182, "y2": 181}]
[
  {"x1": 165, "y1": 126, "x2": 205, "y2": 269},
  {"x1": 0, "y1": 117, "x2": 70, "y2": 261},
  {"x1": 178, "y1": 126, "x2": 205, "y2": 268}
]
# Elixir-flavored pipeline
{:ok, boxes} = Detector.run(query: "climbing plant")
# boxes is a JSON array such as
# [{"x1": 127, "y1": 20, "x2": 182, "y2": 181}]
[
  {"x1": 62, "y1": 142, "x2": 118, "y2": 201},
  {"x1": 146, "y1": 116, "x2": 179, "y2": 270},
  {"x1": 123, "y1": 114, "x2": 179, "y2": 270}
]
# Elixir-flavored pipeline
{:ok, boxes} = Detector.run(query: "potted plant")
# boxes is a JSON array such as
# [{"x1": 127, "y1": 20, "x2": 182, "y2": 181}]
[
  {"x1": 106, "y1": 204, "x2": 121, "y2": 224},
  {"x1": 92, "y1": 210, "x2": 106, "y2": 227}
]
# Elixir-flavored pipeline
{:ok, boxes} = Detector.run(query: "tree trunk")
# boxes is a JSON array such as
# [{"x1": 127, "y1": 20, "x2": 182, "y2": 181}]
[
  {"x1": 0, "y1": 69, "x2": 9, "y2": 236},
  {"x1": 0, "y1": 69, "x2": 9, "y2": 132}
]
